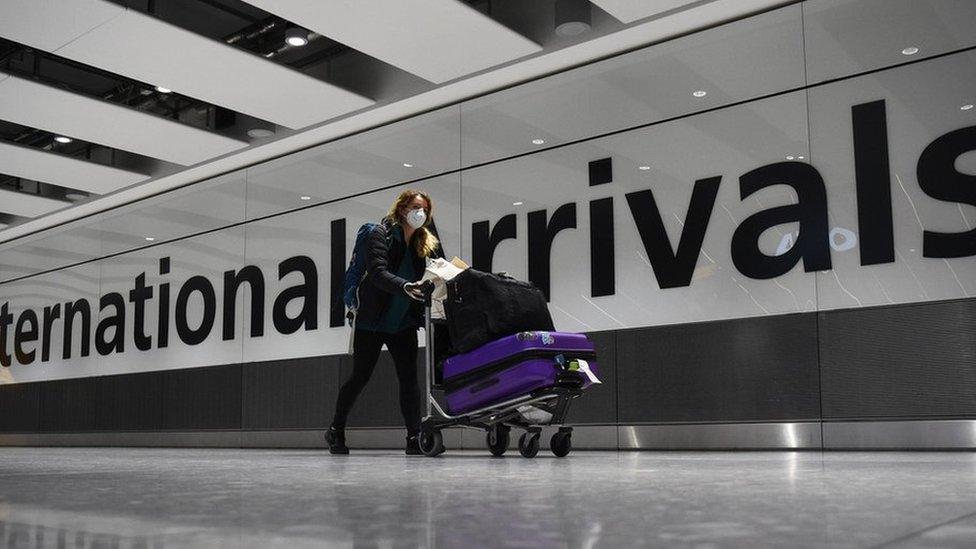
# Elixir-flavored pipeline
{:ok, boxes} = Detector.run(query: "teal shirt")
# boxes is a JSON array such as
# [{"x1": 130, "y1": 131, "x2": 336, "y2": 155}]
[{"x1": 356, "y1": 226, "x2": 418, "y2": 334}]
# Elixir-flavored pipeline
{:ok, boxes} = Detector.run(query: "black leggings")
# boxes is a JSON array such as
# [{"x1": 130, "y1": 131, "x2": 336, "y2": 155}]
[{"x1": 331, "y1": 327, "x2": 421, "y2": 435}]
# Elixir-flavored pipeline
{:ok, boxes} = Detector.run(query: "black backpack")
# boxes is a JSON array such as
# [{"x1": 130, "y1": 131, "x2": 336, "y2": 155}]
[
  {"x1": 341, "y1": 222, "x2": 380, "y2": 312},
  {"x1": 443, "y1": 269, "x2": 554, "y2": 353}
]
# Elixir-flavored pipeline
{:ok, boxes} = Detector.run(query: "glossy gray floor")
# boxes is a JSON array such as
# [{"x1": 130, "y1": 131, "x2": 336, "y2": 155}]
[{"x1": 2, "y1": 449, "x2": 976, "y2": 548}]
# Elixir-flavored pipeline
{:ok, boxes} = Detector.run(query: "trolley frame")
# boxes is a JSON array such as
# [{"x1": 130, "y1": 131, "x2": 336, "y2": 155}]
[{"x1": 417, "y1": 281, "x2": 584, "y2": 454}]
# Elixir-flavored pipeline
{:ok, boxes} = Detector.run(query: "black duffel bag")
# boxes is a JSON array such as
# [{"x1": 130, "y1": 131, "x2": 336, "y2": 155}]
[{"x1": 443, "y1": 269, "x2": 554, "y2": 353}]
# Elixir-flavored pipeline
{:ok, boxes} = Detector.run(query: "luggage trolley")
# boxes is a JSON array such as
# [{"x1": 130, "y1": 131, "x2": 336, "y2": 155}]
[{"x1": 416, "y1": 281, "x2": 597, "y2": 458}]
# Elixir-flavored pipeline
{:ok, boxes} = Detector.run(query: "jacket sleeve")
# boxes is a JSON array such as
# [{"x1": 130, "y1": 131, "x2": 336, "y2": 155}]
[{"x1": 366, "y1": 224, "x2": 409, "y2": 294}]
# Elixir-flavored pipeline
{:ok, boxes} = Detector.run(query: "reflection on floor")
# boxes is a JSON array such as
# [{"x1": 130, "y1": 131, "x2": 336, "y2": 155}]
[{"x1": 1, "y1": 448, "x2": 976, "y2": 548}]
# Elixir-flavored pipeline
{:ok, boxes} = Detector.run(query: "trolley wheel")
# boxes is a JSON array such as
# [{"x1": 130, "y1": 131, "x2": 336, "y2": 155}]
[
  {"x1": 518, "y1": 432, "x2": 540, "y2": 458},
  {"x1": 550, "y1": 431, "x2": 572, "y2": 457},
  {"x1": 487, "y1": 424, "x2": 510, "y2": 457},
  {"x1": 420, "y1": 430, "x2": 445, "y2": 457}
]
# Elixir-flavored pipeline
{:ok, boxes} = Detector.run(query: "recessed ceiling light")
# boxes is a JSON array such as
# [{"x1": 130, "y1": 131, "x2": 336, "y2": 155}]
[
  {"x1": 145, "y1": 237, "x2": 155, "y2": 242},
  {"x1": 638, "y1": 166, "x2": 651, "y2": 171},
  {"x1": 54, "y1": 135, "x2": 72, "y2": 144},
  {"x1": 798, "y1": 155, "x2": 805, "y2": 160},
  {"x1": 556, "y1": 21, "x2": 590, "y2": 37},
  {"x1": 962, "y1": 104, "x2": 974, "y2": 111},
  {"x1": 692, "y1": 90, "x2": 707, "y2": 98},
  {"x1": 300, "y1": 195, "x2": 312, "y2": 201},
  {"x1": 513, "y1": 201, "x2": 524, "y2": 206},
  {"x1": 285, "y1": 27, "x2": 309, "y2": 47},
  {"x1": 403, "y1": 163, "x2": 413, "y2": 168},
  {"x1": 531, "y1": 138, "x2": 545, "y2": 145},
  {"x1": 155, "y1": 86, "x2": 171, "y2": 94},
  {"x1": 247, "y1": 128, "x2": 274, "y2": 139},
  {"x1": 901, "y1": 46, "x2": 919, "y2": 56},
  {"x1": 786, "y1": 155, "x2": 795, "y2": 160}
]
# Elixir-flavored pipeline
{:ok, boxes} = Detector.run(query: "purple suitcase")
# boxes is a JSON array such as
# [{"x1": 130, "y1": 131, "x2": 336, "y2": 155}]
[{"x1": 442, "y1": 331, "x2": 599, "y2": 415}]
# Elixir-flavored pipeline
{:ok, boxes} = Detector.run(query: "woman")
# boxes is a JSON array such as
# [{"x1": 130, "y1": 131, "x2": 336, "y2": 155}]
[{"x1": 326, "y1": 189, "x2": 444, "y2": 455}]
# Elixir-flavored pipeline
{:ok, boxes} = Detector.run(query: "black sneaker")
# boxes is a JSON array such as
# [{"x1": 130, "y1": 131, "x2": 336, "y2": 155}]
[
  {"x1": 325, "y1": 427, "x2": 349, "y2": 455},
  {"x1": 405, "y1": 434, "x2": 422, "y2": 455}
]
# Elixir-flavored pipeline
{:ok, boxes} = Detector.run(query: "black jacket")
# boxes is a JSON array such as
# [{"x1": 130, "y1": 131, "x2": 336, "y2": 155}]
[{"x1": 355, "y1": 219, "x2": 445, "y2": 328}]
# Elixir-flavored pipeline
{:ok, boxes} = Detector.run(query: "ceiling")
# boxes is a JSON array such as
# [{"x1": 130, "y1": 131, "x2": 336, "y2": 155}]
[{"x1": 0, "y1": 0, "x2": 790, "y2": 238}]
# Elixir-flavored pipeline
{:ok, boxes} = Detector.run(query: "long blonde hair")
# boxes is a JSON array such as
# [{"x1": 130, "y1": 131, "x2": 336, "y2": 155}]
[{"x1": 384, "y1": 189, "x2": 440, "y2": 257}]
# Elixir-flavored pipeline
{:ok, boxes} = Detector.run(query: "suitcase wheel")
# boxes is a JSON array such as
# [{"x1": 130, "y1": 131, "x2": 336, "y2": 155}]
[
  {"x1": 486, "y1": 424, "x2": 511, "y2": 457},
  {"x1": 518, "y1": 432, "x2": 540, "y2": 458},
  {"x1": 420, "y1": 430, "x2": 445, "y2": 457},
  {"x1": 550, "y1": 431, "x2": 572, "y2": 458}
]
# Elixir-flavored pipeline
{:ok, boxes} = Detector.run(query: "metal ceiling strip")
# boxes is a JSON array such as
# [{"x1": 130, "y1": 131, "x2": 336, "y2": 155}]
[
  {"x1": 0, "y1": 141, "x2": 149, "y2": 195},
  {"x1": 590, "y1": 0, "x2": 700, "y2": 23},
  {"x1": 0, "y1": 73, "x2": 249, "y2": 166},
  {"x1": 0, "y1": 187, "x2": 71, "y2": 218}
]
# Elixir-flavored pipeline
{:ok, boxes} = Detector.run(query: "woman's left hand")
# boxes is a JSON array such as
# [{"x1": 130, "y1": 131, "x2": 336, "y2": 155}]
[{"x1": 403, "y1": 281, "x2": 425, "y2": 301}]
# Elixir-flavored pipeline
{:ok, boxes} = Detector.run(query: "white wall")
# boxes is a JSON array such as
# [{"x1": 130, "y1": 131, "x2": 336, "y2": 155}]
[{"x1": 1, "y1": 0, "x2": 975, "y2": 384}]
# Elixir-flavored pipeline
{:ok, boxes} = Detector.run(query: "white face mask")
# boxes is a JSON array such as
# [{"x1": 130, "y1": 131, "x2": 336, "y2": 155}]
[{"x1": 405, "y1": 208, "x2": 427, "y2": 229}]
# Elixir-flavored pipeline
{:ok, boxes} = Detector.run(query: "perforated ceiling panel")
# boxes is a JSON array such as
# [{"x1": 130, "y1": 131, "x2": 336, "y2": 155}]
[
  {"x1": 241, "y1": 0, "x2": 542, "y2": 84},
  {"x1": 0, "y1": 0, "x2": 123, "y2": 52}
]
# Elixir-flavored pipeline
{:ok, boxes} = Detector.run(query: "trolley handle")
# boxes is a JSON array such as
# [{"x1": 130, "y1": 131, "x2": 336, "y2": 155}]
[{"x1": 421, "y1": 279, "x2": 436, "y2": 307}]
